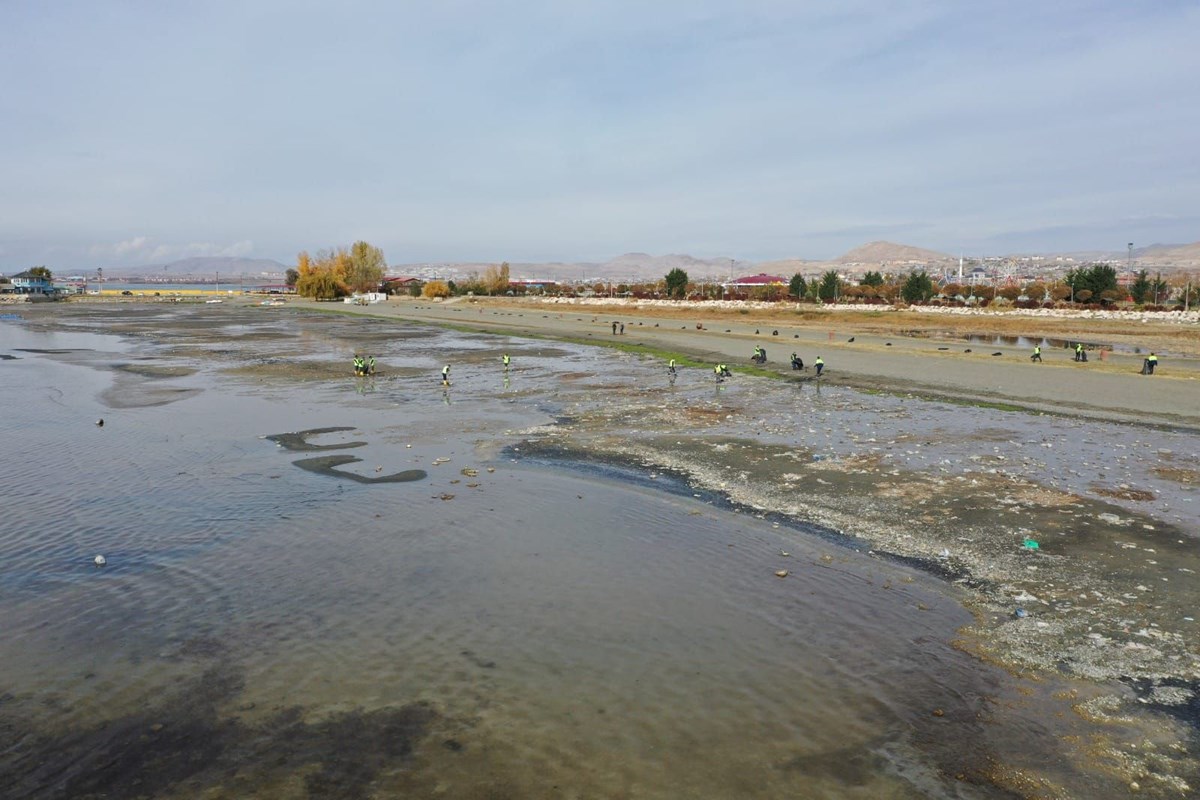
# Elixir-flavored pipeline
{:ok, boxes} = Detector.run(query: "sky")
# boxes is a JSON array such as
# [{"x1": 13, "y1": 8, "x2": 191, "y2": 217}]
[{"x1": 2, "y1": 0, "x2": 1198, "y2": 270}]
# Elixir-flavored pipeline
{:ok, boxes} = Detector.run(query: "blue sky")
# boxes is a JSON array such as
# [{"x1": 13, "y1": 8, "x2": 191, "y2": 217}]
[{"x1": 2, "y1": 0, "x2": 1197, "y2": 269}]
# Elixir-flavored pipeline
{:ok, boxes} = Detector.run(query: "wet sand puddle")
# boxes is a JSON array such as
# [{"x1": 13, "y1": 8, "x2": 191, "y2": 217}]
[{"x1": 0, "y1": 303, "x2": 1194, "y2": 797}]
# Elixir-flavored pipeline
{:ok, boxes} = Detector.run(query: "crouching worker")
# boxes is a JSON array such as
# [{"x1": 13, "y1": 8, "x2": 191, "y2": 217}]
[
  {"x1": 791, "y1": 352, "x2": 804, "y2": 371},
  {"x1": 353, "y1": 354, "x2": 365, "y2": 376},
  {"x1": 714, "y1": 363, "x2": 731, "y2": 383},
  {"x1": 1142, "y1": 353, "x2": 1158, "y2": 375},
  {"x1": 367, "y1": 355, "x2": 377, "y2": 375}
]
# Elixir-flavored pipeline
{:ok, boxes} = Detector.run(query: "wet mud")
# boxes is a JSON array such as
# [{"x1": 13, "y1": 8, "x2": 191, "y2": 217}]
[
  {"x1": 291, "y1": 454, "x2": 427, "y2": 483},
  {"x1": 265, "y1": 427, "x2": 367, "y2": 452},
  {"x1": 0, "y1": 664, "x2": 439, "y2": 800},
  {"x1": 111, "y1": 363, "x2": 197, "y2": 379}
]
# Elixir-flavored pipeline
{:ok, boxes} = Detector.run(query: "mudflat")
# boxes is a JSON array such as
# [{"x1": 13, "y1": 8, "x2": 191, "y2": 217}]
[{"x1": 304, "y1": 295, "x2": 1200, "y2": 429}]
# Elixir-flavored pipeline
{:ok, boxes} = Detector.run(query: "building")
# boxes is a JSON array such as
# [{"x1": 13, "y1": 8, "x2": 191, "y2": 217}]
[
  {"x1": 726, "y1": 273, "x2": 787, "y2": 288},
  {"x1": 9, "y1": 271, "x2": 55, "y2": 295}
]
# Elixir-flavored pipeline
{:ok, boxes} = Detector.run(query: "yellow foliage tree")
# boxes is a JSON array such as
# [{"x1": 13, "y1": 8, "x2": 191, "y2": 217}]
[
  {"x1": 294, "y1": 248, "x2": 348, "y2": 300},
  {"x1": 422, "y1": 280, "x2": 451, "y2": 299},
  {"x1": 482, "y1": 262, "x2": 511, "y2": 295}
]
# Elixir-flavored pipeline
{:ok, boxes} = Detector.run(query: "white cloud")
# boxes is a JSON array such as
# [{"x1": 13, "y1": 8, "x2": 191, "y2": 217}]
[{"x1": 87, "y1": 238, "x2": 255, "y2": 264}]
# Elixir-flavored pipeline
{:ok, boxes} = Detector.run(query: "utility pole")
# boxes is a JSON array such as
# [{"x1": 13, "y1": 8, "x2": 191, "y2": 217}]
[{"x1": 1155, "y1": 271, "x2": 1161, "y2": 306}]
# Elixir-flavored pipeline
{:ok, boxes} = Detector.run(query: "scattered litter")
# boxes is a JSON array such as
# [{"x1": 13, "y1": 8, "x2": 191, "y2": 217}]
[{"x1": 93, "y1": 555, "x2": 106, "y2": 567}]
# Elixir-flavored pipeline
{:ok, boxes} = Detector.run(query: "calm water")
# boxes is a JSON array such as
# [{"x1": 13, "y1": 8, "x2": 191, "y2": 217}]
[{"x1": 0, "y1": 307, "x2": 1109, "y2": 798}]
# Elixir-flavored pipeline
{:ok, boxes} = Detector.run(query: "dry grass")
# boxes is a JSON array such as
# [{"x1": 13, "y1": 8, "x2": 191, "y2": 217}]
[{"x1": 502, "y1": 299, "x2": 1200, "y2": 356}]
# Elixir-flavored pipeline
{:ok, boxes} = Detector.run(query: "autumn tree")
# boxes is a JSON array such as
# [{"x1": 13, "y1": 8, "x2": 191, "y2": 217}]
[
  {"x1": 28, "y1": 265, "x2": 53, "y2": 280},
  {"x1": 997, "y1": 285, "x2": 1021, "y2": 302},
  {"x1": 1048, "y1": 283, "x2": 1071, "y2": 302},
  {"x1": 752, "y1": 284, "x2": 784, "y2": 301},
  {"x1": 483, "y1": 262, "x2": 511, "y2": 295},
  {"x1": 344, "y1": 241, "x2": 386, "y2": 293},
  {"x1": 422, "y1": 280, "x2": 451, "y2": 299},
  {"x1": 296, "y1": 268, "x2": 346, "y2": 300},
  {"x1": 285, "y1": 268, "x2": 299, "y2": 288},
  {"x1": 941, "y1": 282, "x2": 962, "y2": 299}
]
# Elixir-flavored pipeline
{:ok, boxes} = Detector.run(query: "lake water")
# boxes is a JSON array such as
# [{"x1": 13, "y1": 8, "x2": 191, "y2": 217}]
[{"x1": 0, "y1": 306, "x2": 1126, "y2": 798}]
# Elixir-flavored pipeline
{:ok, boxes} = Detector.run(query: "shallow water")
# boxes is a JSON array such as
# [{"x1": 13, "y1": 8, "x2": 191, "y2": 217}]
[{"x1": 0, "y1": 307, "x2": 1137, "y2": 798}]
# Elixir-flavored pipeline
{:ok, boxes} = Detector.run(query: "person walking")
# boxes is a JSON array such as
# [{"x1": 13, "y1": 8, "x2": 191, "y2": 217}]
[
  {"x1": 441, "y1": 364, "x2": 451, "y2": 386},
  {"x1": 814, "y1": 356, "x2": 825, "y2": 377},
  {"x1": 620, "y1": 323, "x2": 625, "y2": 335},
  {"x1": 668, "y1": 358, "x2": 677, "y2": 376},
  {"x1": 502, "y1": 353, "x2": 511, "y2": 371},
  {"x1": 1074, "y1": 342, "x2": 1085, "y2": 362},
  {"x1": 612, "y1": 321, "x2": 617, "y2": 335},
  {"x1": 1031, "y1": 345, "x2": 1042, "y2": 363}
]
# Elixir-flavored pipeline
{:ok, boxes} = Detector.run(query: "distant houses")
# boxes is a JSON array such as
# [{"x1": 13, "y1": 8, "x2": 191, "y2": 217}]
[
  {"x1": 726, "y1": 273, "x2": 787, "y2": 288},
  {"x1": 9, "y1": 270, "x2": 54, "y2": 295},
  {"x1": 6, "y1": 270, "x2": 63, "y2": 299}
]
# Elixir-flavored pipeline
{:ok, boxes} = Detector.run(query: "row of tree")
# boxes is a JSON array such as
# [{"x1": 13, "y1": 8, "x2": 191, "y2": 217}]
[
  {"x1": 292, "y1": 241, "x2": 387, "y2": 299},
  {"x1": 287, "y1": 248, "x2": 1195, "y2": 308}
]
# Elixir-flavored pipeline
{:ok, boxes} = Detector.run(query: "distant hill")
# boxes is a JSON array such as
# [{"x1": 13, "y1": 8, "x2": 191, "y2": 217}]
[
  {"x1": 115, "y1": 257, "x2": 289, "y2": 278},
  {"x1": 834, "y1": 241, "x2": 953, "y2": 265},
  {"x1": 594, "y1": 252, "x2": 742, "y2": 280},
  {"x1": 1132, "y1": 241, "x2": 1200, "y2": 267},
  {"x1": 756, "y1": 258, "x2": 819, "y2": 276},
  {"x1": 385, "y1": 238, "x2": 1200, "y2": 285}
]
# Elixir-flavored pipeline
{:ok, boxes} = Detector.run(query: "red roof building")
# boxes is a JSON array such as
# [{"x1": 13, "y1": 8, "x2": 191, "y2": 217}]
[{"x1": 727, "y1": 273, "x2": 786, "y2": 286}]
